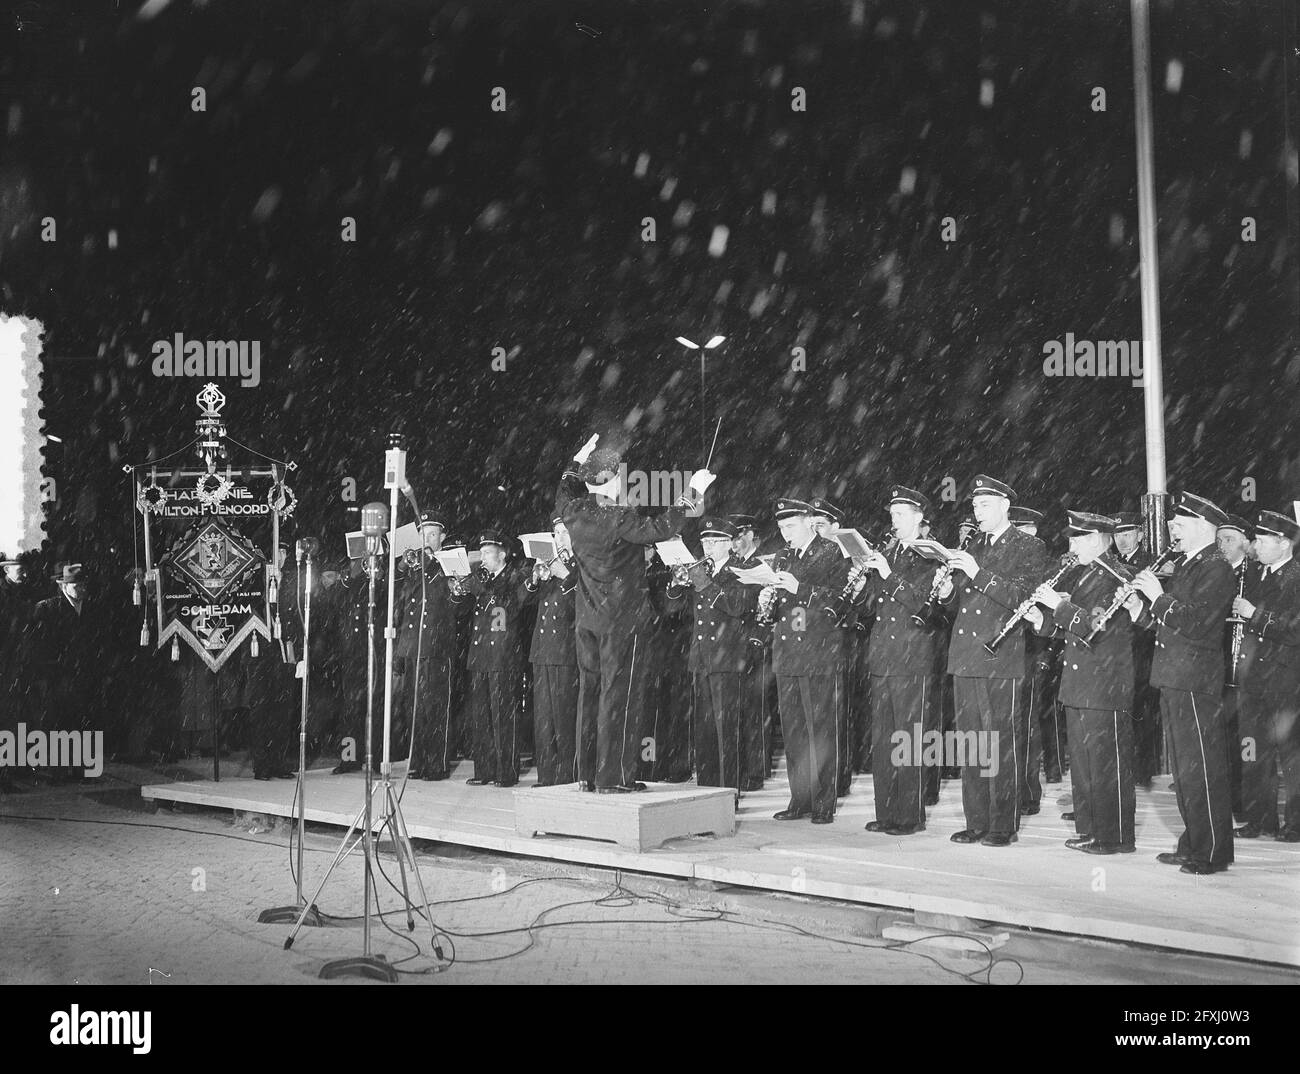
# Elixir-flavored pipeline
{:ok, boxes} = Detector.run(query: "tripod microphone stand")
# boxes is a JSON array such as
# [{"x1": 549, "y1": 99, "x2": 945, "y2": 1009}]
[
  {"x1": 284, "y1": 447, "x2": 444, "y2": 979},
  {"x1": 259, "y1": 538, "x2": 324, "y2": 927}
]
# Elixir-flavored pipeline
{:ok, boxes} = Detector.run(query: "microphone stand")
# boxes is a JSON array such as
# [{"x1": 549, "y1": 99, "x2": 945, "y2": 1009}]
[{"x1": 259, "y1": 545, "x2": 324, "y2": 926}]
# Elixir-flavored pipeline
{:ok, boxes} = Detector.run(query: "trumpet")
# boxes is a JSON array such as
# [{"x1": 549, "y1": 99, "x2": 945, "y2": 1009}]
[
  {"x1": 530, "y1": 547, "x2": 576, "y2": 587},
  {"x1": 1083, "y1": 544, "x2": 1181, "y2": 644},
  {"x1": 671, "y1": 555, "x2": 715, "y2": 587},
  {"x1": 823, "y1": 530, "x2": 892, "y2": 627},
  {"x1": 1226, "y1": 559, "x2": 1248, "y2": 688},
  {"x1": 983, "y1": 553, "x2": 1079, "y2": 654},
  {"x1": 910, "y1": 529, "x2": 974, "y2": 627}
]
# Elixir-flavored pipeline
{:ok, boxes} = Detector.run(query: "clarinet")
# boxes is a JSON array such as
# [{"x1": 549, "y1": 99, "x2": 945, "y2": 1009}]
[
  {"x1": 1226, "y1": 559, "x2": 1248, "y2": 688},
  {"x1": 910, "y1": 530, "x2": 974, "y2": 627},
  {"x1": 824, "y1": 531, "x2": 893, "y2": 627},
  {"x1": 983, "y1": 553, "x2": 1079, "y2": 654},
  {"x1": 1083, "y1": 544, "x2": 1180, "y2": 644}
]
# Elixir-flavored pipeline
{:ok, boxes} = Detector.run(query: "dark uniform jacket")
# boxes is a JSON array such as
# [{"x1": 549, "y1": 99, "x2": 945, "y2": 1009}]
[
  {"x1": 557, "y1": 477, "x2": 696, "y2": 634},
  {"x1": 854, "y1": 542, "x2": 936, "y2": 676},
  {"x1": 521, "y1": 571, "x2": 577, "y2": 667},
  {"x1": 1035, "y1": 555, "x2": 1134, "y2": 710},
  {"x1": 944, "y1": 525, "x2": 1050, "y2": 678},
  {"x1": 31, "y1": 594, "x2": 98, "y2": 703},
  {"x1": 395, "y1": 556, "x2": 463, "y2": 671},
  {"x1": 464, "y1": 565, "x2": 525, "y2": 674},
  {"x1": 663, "y1": 554, "x2": 759, "y2": 674},
  {"x1": 770, "y1": 535, "x2": 852, "y2": 676},
  {"x1": 1237, "y1": 556, "x2": 1300, "y2": 702},
  {"x1": 1135, "y1": 545, "x2": 1235, "y2": 695},
  {"x1": 0, "y1": 578, "x2": 35, "y2": 685}
]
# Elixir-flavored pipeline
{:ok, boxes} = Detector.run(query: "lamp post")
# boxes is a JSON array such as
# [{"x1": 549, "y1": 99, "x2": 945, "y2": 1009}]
[{"x1": 675, "y1": 335, "x2": 726, "y2": 456}]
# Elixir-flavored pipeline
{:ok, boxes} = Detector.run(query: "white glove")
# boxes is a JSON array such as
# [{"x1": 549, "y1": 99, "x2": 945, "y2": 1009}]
[
  {"x1": 689, "y1": 468, "x2": 717, "y2": 494},
  {"x1": 573, "y1": 434, "x2": 599, "y2": 465}
]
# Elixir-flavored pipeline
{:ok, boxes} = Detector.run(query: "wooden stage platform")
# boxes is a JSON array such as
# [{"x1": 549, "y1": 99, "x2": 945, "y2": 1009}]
[{"x1": 140, "y1": 760, "x2": 1300, "y2": 968}]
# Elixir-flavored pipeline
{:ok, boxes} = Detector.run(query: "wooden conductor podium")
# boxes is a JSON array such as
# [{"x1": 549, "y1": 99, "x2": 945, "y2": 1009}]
[{"x1": 514, "y1": 784, "x2": 736, "y2": 851}]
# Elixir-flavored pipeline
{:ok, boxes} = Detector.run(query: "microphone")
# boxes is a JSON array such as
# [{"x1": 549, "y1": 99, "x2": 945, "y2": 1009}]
[
  {"x1": 296, "y1": 537, "x2": 320, "y2": 563},
  {"x1": 361, "y1": 502, "x2": 390, "y2": 555}
]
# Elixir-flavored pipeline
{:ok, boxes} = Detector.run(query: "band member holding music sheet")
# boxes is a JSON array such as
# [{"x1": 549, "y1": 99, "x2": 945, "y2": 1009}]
[
  {"x1": 1125, "y1": 492, "x2": 1237, "y2": 875},
  {"x1": 1023, "y1": 511, "x2": 1136, "y2": 853},
  {"x1": 937, "y1": 475, "x2": 1050, "y2": 846},
  {"x1": 852, "y1": 485, "x2": 938, "y2": 836},
  {"x1": 462, "y1": 531, "x2": 526, "y2": 787},
  {"x1": 396, "y1": 509, "x2": 465, "y2": 781},
  {"x1": 520, "y1": 517, "x2": 580, "y2": 787},
  {"x1": 809, "y1": 498, "x2": 857, "y2": 799},
  {"x1": 663, "y1": 517, "x2": 760, "y2": 794},
  {"x1": 1230, "y1": 509, "x2": 1300, "y2": 842},
  {"x1": 556, "y1": 437, "x2": 714, "y2": 794},
  {"x1": 729, "y1": 512, "x2": 774, "y2": 788},
  {"x1": 761, "y1": 498, "x2": 853, "y2": 824}
]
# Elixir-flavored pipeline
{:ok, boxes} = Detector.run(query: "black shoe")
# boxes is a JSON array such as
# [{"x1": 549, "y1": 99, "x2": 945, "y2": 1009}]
[
  {"x1": 254, "y1": 773, "x2": 273, "y2": 781},
  {"x1": 274, "y1": 771, "x2": 296, "y2": 779},
  {"x1": 466, "y1": 777, "x2": 492, "y2": 786},
  {"x1": 1233, "y1": 823, "x2": 1261, "y2": 839},
  {"x1": 810, "y1": 811, "x2": 834, "y2": 824},
  {"x1": 864, "y1": 820, "x2": 888, "y2": 832},
  {"x1": 981, "y1": 832, "x2": 1017, "y2": 847},
  {"x1": 407, "y1": 769, "x2": 427, "y2": 780},
  {"x1": 661, "y1": 773, "x2": 692, "y2": 784},
  {"x1": 1081, "y1": 842, "x2": 1123, "y2": 855},
  {"x1": 492, "y1": 779, "x2": 518, "y2": 788},
  {"x1": 1061, "y1": 811, "x2": 1076, "y2": 821},
  {"x1": 1277, "y1": 829, "x2": 1300, "y2": 843},
  {"x1": 581, "y1": 781, "x2": 596, "y2": 792},
  {"x1": 424, "y1": 771, "x2": 449, "y2": 781},
  {"x1": 742, "y1": 778, "x2": 765, "y2": 792},
  {"x1": 597, "y1": 785, "x2": 634, "y2": 794},
  {"x1": 331, "y1": 761, "x2": 360, "y2": 775},
  {"x1": 774, "y1": 808, "x2": 810, "y2": 821},
  {"x1": 1065, "y1": 836, "x2": 1094, "y2": 850},
  {"x1": 884, "y1": 823, "x2": 925, "y2": 836},
  {"x1": 1180, "y1": 860, "x2": 1229, "y2": 875},
  {"x1": 950, "y1": 829, "x2": 986, "y2": 844},
  {"x1": 1021, "y1": 801, "x2": 1040, "y2": 816},
  {"x1": 1157, "y1": 851, "x2": 1190, "y2": 866}
]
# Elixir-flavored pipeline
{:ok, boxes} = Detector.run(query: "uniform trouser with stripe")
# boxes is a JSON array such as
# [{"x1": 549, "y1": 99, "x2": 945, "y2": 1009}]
[
  {"x1": 470, "y1": 669, "x2": 521, "y2": 785},
  {"x1": 837, "y1": 663, "x2": 853, "y2": 794},
  {"x1": 1040, "y1": 697, "x2": 1067, "y2": 781},
  {"x1": 1020, "y1": 660, "x2": 1054, "y2": 806},
  {"x1": 853, "y1": 644, "x2": 874, "y2": 774},
  {"x1": 1131, "y1": 680, "x2": 1162, "y2": 782},
  {"x1": 777, "y1": 672, "x2": 839, "y2": 816},
  {"x1": 1222, "y1": 687, "x2": 1243, "y2": 814},
  {"x1": 532, "y1": 662, "x2": 579, "y2": 786},
  {"x1": 692, "y1": 670, "x2": 743, "y2": 790},
  {"x1": 1064, "y1": 706, "x2": 1134, "y2": 846},
  {"x1": 869, "y1": 673, "x2": 930, "y2": 829},
  {"x1": 1065, "y1": 703, "x2": 1092, "y2": 836},
  {"x1": 741, "y1": 656, "x2": 768, "y2": 785},
  {"x1": 1237, "y1": 692, "x2": 1300, "y2": 835},
  {"x1": 953, "y1": 675, "x2": 1024, "y2": 836},
  {"x1": 407, "y1": 654, "x2": 454, "y2": 776},
  {"x1": 1164, "y1": 689, "x2": 1234, "y2": 866},
  {"x1": 576, "y1": 625, "x2": 649, "y2": 789}
]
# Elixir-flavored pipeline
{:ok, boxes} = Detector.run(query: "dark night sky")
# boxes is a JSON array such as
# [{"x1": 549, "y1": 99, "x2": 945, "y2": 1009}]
[{"x1": 2, "y1": 0, "x2": 1297, "y2": 568}]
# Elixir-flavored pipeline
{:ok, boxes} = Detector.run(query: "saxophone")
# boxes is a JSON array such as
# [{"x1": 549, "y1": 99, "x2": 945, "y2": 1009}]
[{"x1": 749, "y1": 545, "x2": 795, "y2": 645}]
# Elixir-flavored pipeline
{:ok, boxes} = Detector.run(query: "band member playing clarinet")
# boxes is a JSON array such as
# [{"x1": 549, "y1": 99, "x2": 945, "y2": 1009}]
[
  {"x1": 1217, "y1": 514, "x2": 1254, "y2": 815},
  {"x1": 556, "y1": 436, "x2": 713, "y2": 794},
  {"x1": 854, "y1": 485, "x2": 938, "y2": 836},
  {"x1": 810, "y1": 497, "x2": 855, "y2": 798},
  {"x1": 1023, "y1": 512, "x2": 1135, "y2": 853},
  {"x1": 1231, "y1": 510, "x2": 1300, "y2": 842},
  {"x1": 762, "y1": 497, "x2": 853, "y2": 823},
  {"x1": 1125, "y1": 492, "x2": 1236, "y2": 874},
  {"x1": 664, "y1": 517, "x2": 758, "y2": 795},
  {"x1": 938, "y1": 475, "x2": 1049, "y2": 846}
]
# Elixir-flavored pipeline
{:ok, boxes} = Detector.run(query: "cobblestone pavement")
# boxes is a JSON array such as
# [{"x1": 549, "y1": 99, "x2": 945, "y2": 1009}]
[{"x1": 1, "y1": 771, "x2": 1295, "y2": 986}]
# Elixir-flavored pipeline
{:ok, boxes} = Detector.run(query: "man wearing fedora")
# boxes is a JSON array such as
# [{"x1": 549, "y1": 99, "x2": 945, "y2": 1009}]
[
  {"x1": 1, "y1": 554, "x2": 37, "y2": 791},
  {"x1": 556, "y1": 435, "x2": 714, "y2": 793},
  {"x1": 30, "y1": 564, "x2": 97, "y2": 783},
  {"x1": 1127, "y1": 492, "x2": 1237, "y2": 874}
]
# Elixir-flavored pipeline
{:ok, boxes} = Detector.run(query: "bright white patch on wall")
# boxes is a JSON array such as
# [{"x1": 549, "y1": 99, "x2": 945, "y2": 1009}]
[{"x1": 0, "y1": 314, "x2": 46, "y2": 555}]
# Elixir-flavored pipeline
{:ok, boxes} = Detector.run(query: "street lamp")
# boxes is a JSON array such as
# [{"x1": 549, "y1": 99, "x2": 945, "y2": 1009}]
[{"x1": 675, "y1": 335, "x2": 726, "y2": 456}]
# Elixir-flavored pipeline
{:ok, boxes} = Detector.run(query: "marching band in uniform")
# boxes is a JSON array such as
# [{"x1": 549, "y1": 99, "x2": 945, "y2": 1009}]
[{"x1": 9, "y1": 445, "x2": 1300, "y2": 874}]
